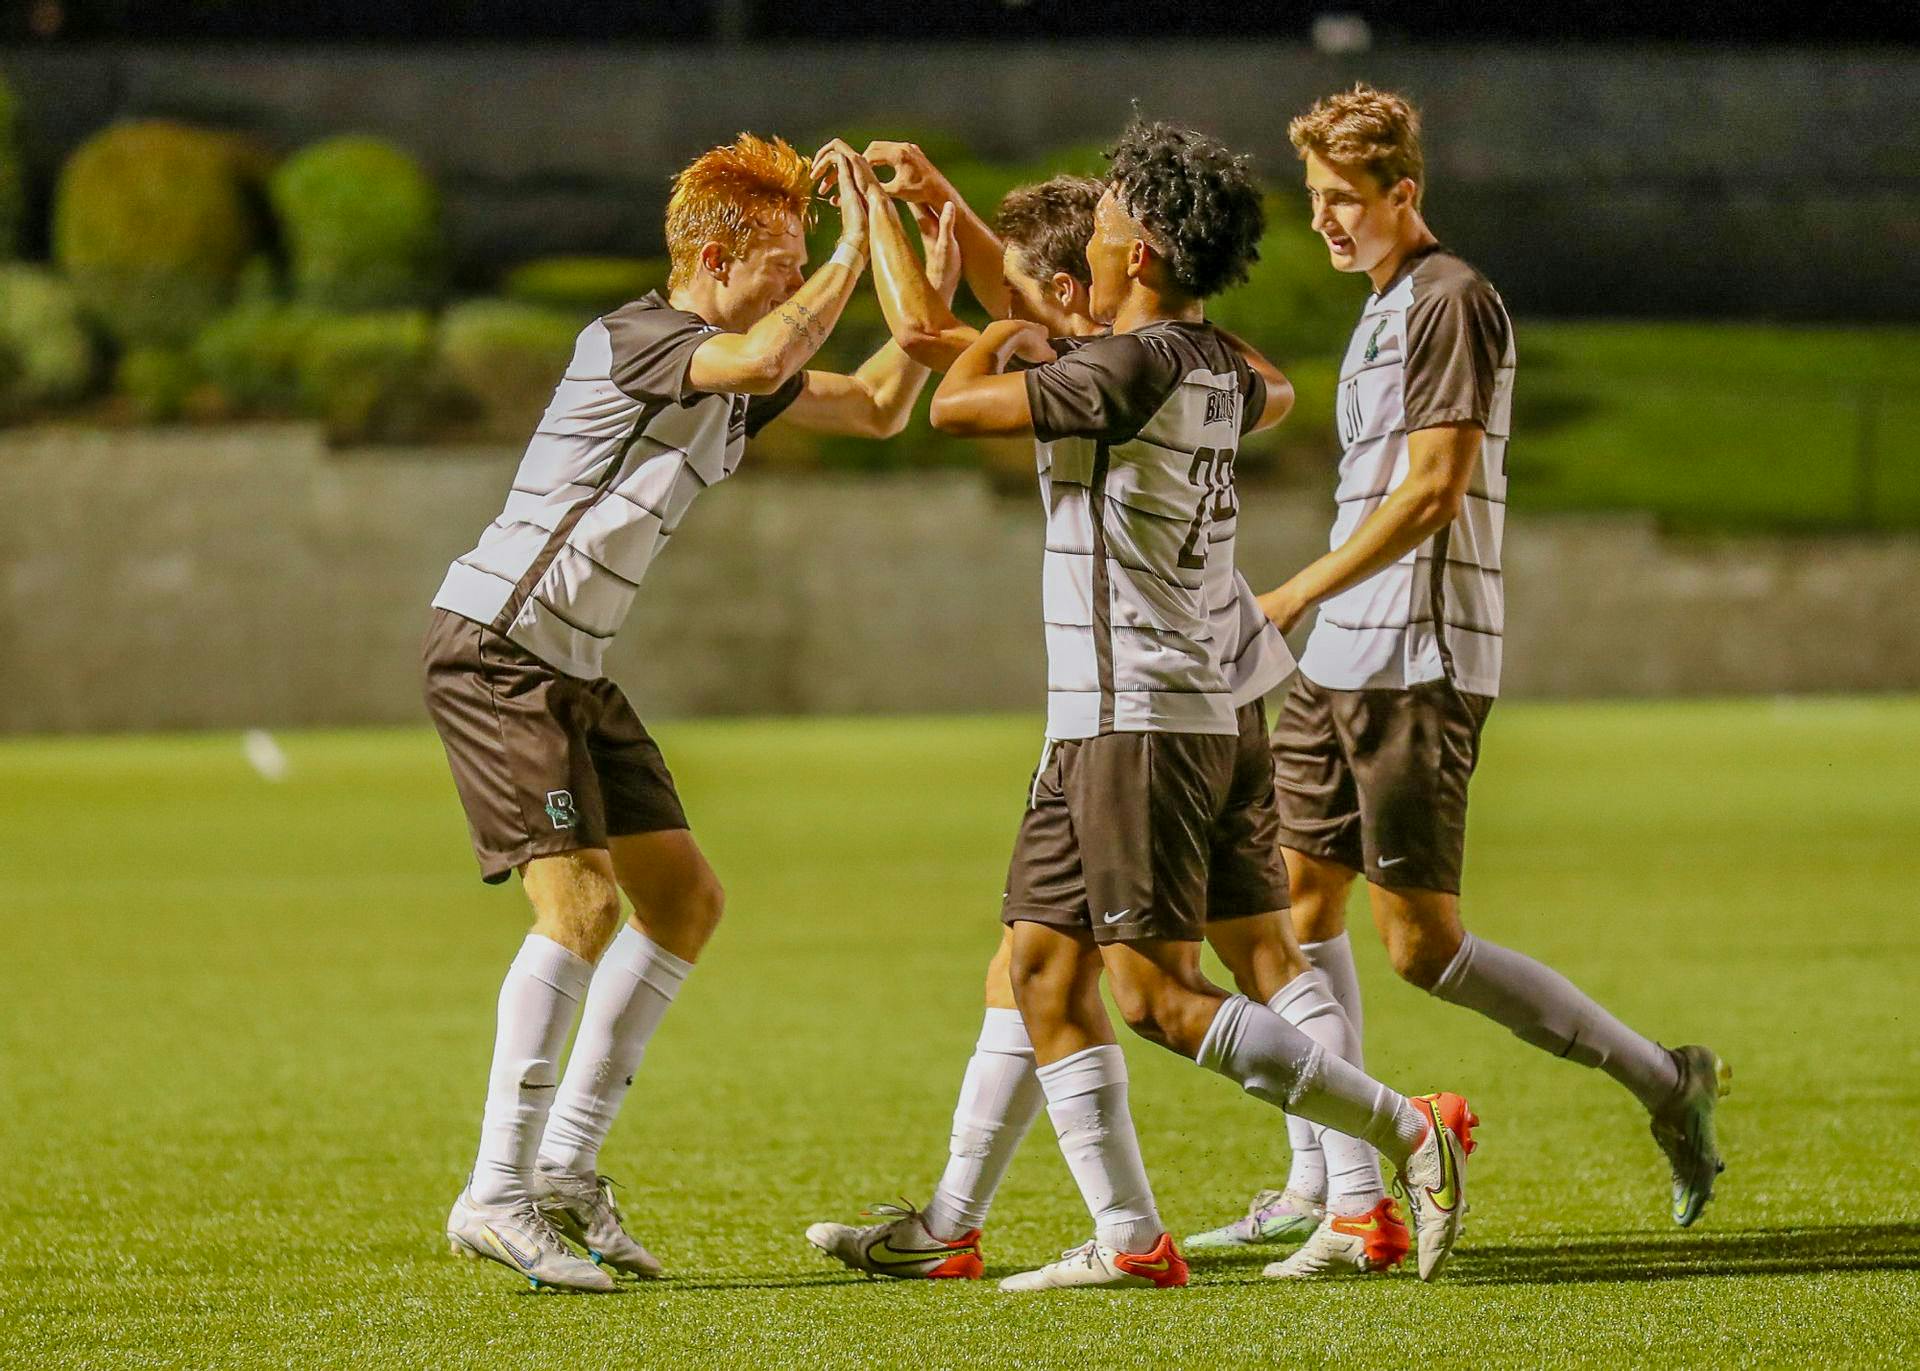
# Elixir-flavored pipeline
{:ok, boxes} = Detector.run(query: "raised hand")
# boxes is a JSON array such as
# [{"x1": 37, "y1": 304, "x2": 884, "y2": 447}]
[
  {"x1": 810, "y1": 139, "x2": 881, "y2": 250},
  {"x1": 863, "y1": 140, "x2": 950, "y2": 206}
]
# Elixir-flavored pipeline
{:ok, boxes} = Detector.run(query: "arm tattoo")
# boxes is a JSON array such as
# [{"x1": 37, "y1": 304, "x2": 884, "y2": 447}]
[{"x1": 776, "y1": 300, "x2": 825, "y2": 350}]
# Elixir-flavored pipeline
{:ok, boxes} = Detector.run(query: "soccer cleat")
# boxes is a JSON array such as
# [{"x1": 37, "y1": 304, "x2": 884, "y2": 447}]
[
  {"x1": 1262, "y1": 1196, "x2": 1411, "y2": 1279},
  {"x1": 532, "y1": 1164, "x2": 664, "y2": 1279},
  {"x1": 805, "y1": 1202, "x2": 983, "y2": 1280},
  {"x1": 1649, "y1": 1044, "x2": 1732, "y2": 1228},
  {"x1": 997, "y1": 1232, "x2": 1188, "y2": 1292},
  {"x1": 446, "y1": 1185, "x2": 616, "y2": 1292},
  {"x1": 1396, "y1": 1091, "x2": 1478, "y2": 1282},
  {"x1": 1184, "y1": 1188, "x2": 1325, "y2": 1250}
]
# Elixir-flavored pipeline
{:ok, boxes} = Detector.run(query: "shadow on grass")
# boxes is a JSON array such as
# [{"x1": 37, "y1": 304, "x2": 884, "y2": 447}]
[{"x1": 1189, "y1": 1223, "x2": 1920, "y2": 1288}]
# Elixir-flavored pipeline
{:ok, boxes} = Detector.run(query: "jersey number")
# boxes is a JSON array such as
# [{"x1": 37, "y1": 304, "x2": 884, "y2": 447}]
[{"x1": 1177, "y1": 446, "x2": 1237, "y2": 570}]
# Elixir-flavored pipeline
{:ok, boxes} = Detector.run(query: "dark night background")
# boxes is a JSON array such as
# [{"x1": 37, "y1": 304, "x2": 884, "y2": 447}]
[{"x1": 5, "y1": 1, "x2": 1919, "y2": 44}]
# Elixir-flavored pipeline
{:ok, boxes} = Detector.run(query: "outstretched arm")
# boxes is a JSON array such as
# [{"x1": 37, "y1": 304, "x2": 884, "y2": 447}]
[
  {"x1": 1215, "y1": 327, "x2": 1296, "y2": 434},
  {"x1": 1258, "y1": 422, "x2": 1482, "y2": 630},
  {"x1": 867, "y1": 188, "x2": 980, "y2": 371},
  {"x1": 776, "y1": 344, "x2": 931, "y2": 440},
  {"x1": 685, "y1": 144, "x2": 871, "y2": 396},
  {"x1": 929, "y1": 319, "x2": 1050, "y2": 437},
  {"x1": 864, "y1": 140, "x2": 1011, "y2": 320}
]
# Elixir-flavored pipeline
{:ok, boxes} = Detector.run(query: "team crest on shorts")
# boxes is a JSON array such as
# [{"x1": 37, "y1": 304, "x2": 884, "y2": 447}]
[{"x1": 544, "y1": 789, "x2": 579, "y2": 830}]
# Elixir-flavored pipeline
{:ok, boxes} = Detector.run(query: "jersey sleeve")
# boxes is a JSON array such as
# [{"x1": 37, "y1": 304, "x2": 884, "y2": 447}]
[
  {"x1": 1023, "y1": 333, "x2": 1179, "y2": 444},
  {"x1": 1402, "y1": 271, "x2": 1510, "y2": 431},
  {"x1": 1239, "y1": 358, "x2": 1268, "y2": 437},
  {"x1": 604, "y1": 303, "x2": 717, "y2": 406},
  {"x1": 743, "y1": 371, "x2": 806, "y2": 436}
]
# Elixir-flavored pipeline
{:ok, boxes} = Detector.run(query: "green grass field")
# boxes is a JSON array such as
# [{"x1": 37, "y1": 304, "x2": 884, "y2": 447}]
[{"x1": 4, "y1": 700, "x2": 1919, "y2": 1367}]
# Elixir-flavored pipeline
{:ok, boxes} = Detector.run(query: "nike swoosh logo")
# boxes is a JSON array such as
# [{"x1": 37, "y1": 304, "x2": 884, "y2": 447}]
[
  {"x1": 486, "y1": 1226, "x2": 539, "y2": 1270},
  {"x1": 1120, "y1": 1255, "x2": 1170, "y2": 1273},
  {"x1": 1102, "y1": 908, "x2": 1133, "y2": 924},
  {"x1": 865, "y1": 1237, "x2": 955, "y2": 1267},
  {"x1": 1377, "y1": 856, "x2": 1407, "y2": 868},
  {"x1": 1422, "y1": 1104, "x2": 1460, "y2": 1212}
]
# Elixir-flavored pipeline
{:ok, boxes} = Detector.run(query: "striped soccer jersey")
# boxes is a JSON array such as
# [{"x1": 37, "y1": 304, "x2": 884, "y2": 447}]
[
  {"x1": 432, "y1": 292, "x2": 800, "y2": 680},
  {"x1": 1299, "y1": 246, "x2": 1515, "y2": 698},
  {"x1": 1024, "y1": 322, "x2": 1269, "y2": 739}
]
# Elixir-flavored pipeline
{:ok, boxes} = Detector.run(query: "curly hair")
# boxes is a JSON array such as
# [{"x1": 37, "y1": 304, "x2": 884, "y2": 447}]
[
  {"x1": 995, "y1": 174, "x2": 1102, "y2": 287},
  {"x1": 665, "y1": 133, "x2": 814, "y2": 289},
  {"x1": 1105, "y1": 119, "x2": 1264, "y2": 301},
  {"x1": 1288, "y1": 84, "x2": 1425, "y2": 209}
]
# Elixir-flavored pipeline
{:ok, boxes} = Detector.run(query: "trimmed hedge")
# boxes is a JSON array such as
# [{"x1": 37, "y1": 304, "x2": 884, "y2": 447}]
[
  {"x1": 0, "y1": 75, "x2": 20, "y2": 258},
  {"x1": 116, "y1": 347, "x2": 202, "y2": 423},
  {"x1": 0, "y1": 265, "x2": 95, "y2": 420},
  {"x1": 272, "y1": 137, "x2": 443, "y2": 311},
  {"x1": 193, "y1": 303, "x2": 321, "y2": 412},
  {"x1": 53, "y1": 121, "x2": 264, "y2": 346},
  {"x1": 296, "y1": 310, "x2": 438, "y2": 444},
  {"x1": 438, "y1": 299, "x2": 580, "y2": 437},
  {"x1": 503, "y1": 257, "x2": 666, "y2": 318}
]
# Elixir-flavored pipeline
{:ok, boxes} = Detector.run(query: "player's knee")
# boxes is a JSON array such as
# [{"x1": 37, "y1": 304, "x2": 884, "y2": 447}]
[
  {"x1": 1391, "y1": 931, "x2": 1457, "y2": 992},
  {"x1": 533, "y1": 873, "x2": 623, "y2": 961}
]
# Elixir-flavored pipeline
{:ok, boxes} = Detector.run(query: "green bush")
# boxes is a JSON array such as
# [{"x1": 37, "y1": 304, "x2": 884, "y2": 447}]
[
  {"x1": 0, "y1": 75, "x2": 21, "y2": 258},
  {"x1": 193, "y1": 303, "x2": 321, "y2": 412},
  {"x1": 0, "y1": 265, "x2": 95, "y2": 420},
  {"x1": 438, "y1": 299, "x2": 581, "y2": 436},
  {"x1": 53, "y1": 121, "x2": 264, "y2": 346},
  {"x1": 296, "y1": 310, "x2": 437, "y2": 443},
  {"x1": 116, "y1": 347, "x2": 202, "y2": 422},
  {"x1": 271, "y1": 137, "x2": 443, "y2": 311},
  {"x1": 503, "y1": 257, "x2": 666, "y2": 318}
]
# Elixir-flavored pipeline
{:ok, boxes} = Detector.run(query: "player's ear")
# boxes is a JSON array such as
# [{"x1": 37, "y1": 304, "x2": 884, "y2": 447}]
[
  {"x1": 1049, "y1": 271, "x2": 1077, "y2": 308},
  {"x1": 1391, "y1": 178, "x2": 1417, "y2": 213},
  {"x1": 1126, "y1": 237, "x2": 1149, "y2": 281},
  {"x1": 699, "y1": 242, "x2": 732, "y2": 284}
]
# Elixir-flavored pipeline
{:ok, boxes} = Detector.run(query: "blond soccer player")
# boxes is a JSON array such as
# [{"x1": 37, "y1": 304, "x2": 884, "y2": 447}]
[{"x1": 1192, "y1": 86, "x2": 1730, "y2": 1248}]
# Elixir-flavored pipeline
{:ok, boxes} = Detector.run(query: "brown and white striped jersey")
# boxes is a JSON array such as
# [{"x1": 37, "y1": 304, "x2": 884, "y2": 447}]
[
  {"x1": 1299, "y1": 247, "x2": 1515, "y2": 698},
  {"x1": 432, "y1": 292, "x2": 800, "y2": 680},
  {"x1": 1025, "y1": 322, "x2": 1269, "y2": 739}
]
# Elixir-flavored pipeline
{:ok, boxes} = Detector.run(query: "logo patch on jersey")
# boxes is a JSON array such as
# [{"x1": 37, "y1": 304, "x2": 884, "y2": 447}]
[
  {"x1": 1204, "y1": 388, "x2": 1235, "y2": 426},
  {"x1": 1364, "y1": 316, "x2": 1390, "y2": 363},
  {"x1": 544, "y1": 790, "x2": 579, "y2": 830}
]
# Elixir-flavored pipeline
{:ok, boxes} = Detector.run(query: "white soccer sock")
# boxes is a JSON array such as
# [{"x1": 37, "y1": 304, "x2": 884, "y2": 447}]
[
  {"x1": 471, "y1": 934, "x2": 593, "y2": 1207},
  {"x1": 1432, "y1": 933, "x2": 1680, "y2": 1111},
  {"x1": 922, "y1": 1008, "x2": 1045, "y2": 1241},
  {"x1": 1037, "y1": 1045, "x2": 1164, "y2": 1255},
  {"x1": 1302, "y1": 934, "x2": 1366, "y2": 1059},
  {"x1": 537, "y1": 924, "x2": 692, "y2": 1177},
  {"x1": 1269, "y1": 974, "x2": 1385, "y2": 1213},
  {"x1": 1280, "y1": 935, "x2": 1368, "y2": 1201},
  {"x1": 1198, "y1": 994, "x2": 1428, "y2": 1168}
]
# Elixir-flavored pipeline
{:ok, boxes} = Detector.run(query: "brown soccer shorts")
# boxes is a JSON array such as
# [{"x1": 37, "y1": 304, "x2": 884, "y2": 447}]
[
  {"x1": 1269, "y1": 673, "x2": 1494, "y2": 895},
  {"x1": 1002, "y1": 728, "x2": 1236, "y2": 945},
  {"x1": 421, "y1": 608, "x2": 688, "y2": 883}
]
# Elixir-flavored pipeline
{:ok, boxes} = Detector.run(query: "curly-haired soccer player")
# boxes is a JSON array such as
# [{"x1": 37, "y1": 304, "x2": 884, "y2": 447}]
[{"x1": 918, "y1": 119, "x2": 1478, "y2": 1292}]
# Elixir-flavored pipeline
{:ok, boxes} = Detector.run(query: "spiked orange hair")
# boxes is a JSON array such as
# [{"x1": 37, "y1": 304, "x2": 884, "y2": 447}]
[{"x1": 665, "y1": 133, "x2": 814, "y2": 289}]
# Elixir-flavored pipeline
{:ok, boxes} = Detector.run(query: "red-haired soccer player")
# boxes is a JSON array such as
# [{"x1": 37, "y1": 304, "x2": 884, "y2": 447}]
[{"x1": 425, "y1": 135, "x2": 955, "y2": 1291}]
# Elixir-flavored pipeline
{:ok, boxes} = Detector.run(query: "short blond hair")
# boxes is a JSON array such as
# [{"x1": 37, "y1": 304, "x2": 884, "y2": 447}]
[
  {"x1": 1288, "y1": 84, "x2": 1425, "y2": 208},
  {"x1": 665, "y1": 133, "x2": 813, "y2": 289}
]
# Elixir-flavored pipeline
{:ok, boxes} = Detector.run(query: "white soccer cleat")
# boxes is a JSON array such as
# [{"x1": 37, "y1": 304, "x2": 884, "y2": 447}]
[
  {"x1": 1185, "y1": 1187, "x2": 1325, "y2": 1250},
  {"x1": 446, "y1": 1185, "x2": 616, "y2": 1292},
  {"x1": 997, "y1": 1233, "x2": 1188, "y2": 1292},
  {"x1": 805, "y1": 1201, "x2": 983, "y2": 1280},
  {"x1": 533, "y1": 1165, "x2": 664, "y2": 1279},
  {"x1": 1262, "y1": 1197, "x2": 1411, "y2": 1279},
  {"x1": 1395, "y1": 1092, "x2": 1478, "y2": 1282}
]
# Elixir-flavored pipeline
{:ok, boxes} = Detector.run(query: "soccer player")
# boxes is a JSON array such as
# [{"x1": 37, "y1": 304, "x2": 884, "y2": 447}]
[
  {"x1": 1214, "y1": 84, "x2": 1729, "y2": 1239},
  {"x1": 804, "y1": 147, "x2": 1452, "y2": 1284},
  {"x1": 424, "y1": 134, "x2": 956, "y2": 1292},
  {"x1": 879, "y1": 120, "x2": 1474, "y2": 1292}
]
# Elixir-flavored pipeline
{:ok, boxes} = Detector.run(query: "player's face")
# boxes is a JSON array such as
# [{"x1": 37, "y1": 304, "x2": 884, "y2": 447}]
[
  {"x1": 1303, "y1": 151, "x2": 1407, "y2": 276},
  {"x1": 1084, "y1": 188, "x2": 1139, "y2": 324},
  {"x1": 721, "y1": 214, "x2": 809, "y2": 325},
  {"x1": 1001, "y1": 243, "x2": 1092, "y2": 335}
]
